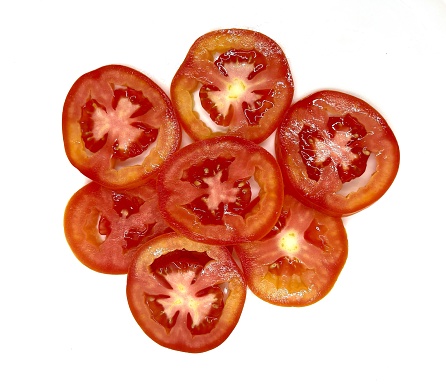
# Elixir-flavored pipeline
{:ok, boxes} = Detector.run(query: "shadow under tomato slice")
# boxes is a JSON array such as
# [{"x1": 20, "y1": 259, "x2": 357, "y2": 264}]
[
  {"x1": 64, "y1": 180, "x2": 172, "y2": 274},
  {"x1": 126, "y1": 233, "x2": 246, "y2": 353},
  {"x1": 233, "y1": 194, "x2": 348, "y2": 307}
]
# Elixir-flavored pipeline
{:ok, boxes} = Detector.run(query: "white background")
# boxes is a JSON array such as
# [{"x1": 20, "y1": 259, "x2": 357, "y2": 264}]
[{"x1": 1, "y1": 0, "x2": 445, "y2": 386}]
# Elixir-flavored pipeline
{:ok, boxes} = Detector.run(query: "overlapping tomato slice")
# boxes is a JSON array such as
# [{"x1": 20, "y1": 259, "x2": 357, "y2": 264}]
[
  {"x1": 126, "y1": 233, "x2": 246, "y2": 353},
  {"x1": 63, "y1": 64, "x2": 181, "y2": 189},
  {"x1": 64, "y1": 180, "x2": 171, "y2": 274},
  {"x1": 170, "y1": 29, "x2": 294, "y2": 143},
  {"x1": 234, "y1": 194, "x2": 348, "y2": 307},
  {"x1": 156, "y1": 136, "x2": 284, "y2": 245},
  {"x1": 276, "y1": 90, "x2": 400, "y2": 217}
]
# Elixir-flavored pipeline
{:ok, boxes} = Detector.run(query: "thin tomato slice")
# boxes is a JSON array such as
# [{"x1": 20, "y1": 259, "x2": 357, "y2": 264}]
[
  {"x1": 126, "y1": 232, "x2": 246, "y2": 353},
  {"x1": 63, "y1": 65, "x2": 181, "y2": 189},
  {"x1": 171, "y1": 29, "x2": 294, "y2": 144},
  {"x1": 64, "y1": 180, "x2": 171, "y2": 274},
  {"x1": 234, "y1": 194, "x2": 348, "y2": 307},
  {"x1": 156, "y1": 136, "x2": 284, "y2": 245},
  {"x1": 276, "y1": 90, "x2": 400, "y2": 217}
]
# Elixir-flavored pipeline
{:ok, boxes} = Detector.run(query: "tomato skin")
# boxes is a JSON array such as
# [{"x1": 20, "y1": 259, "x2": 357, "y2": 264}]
[
  {"x1": 64, "y1": 180, "x2": 171, "y2": 274},
  {"x1": 171, "y1": 29, "x2": 294, "y2": 144},
  {"x1": 276, "y1": 90, "x2": 400, "y2": 217},
  {"x1": 62, "y1": 65, "x2": 181, "y2": 190},
  {"x1": 126, "y1": 232, "x2": 246, "y2": 353},
  {"x1": 234, "y1": 194, "x2": 348, "y2": 307},
  {"x1": 157, "y1": 136, "x2": 284, "y2": 245}
]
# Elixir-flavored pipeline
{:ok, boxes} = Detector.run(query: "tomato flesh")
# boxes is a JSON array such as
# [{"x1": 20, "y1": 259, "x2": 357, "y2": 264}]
[
  {"x1": 180, "y1": 156, "x2": 252, "y2": 225},
  {"x1": 198, "y1": 49, "x2": 274, "y2": 127},
  {"x1": 126, "y1": 233, "x2": 246, "y2": 353},
  {"x1": 144, "y1": 250, "x2": 225, "y2": 335}
]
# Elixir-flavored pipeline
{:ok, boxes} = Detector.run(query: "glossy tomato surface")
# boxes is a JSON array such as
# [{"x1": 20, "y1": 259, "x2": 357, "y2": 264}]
[
  {"x1": 157, "y1": 136, "x2": 284, "y2": 245},
  {"x1": 64, "y1": 180, "x2": 171, "y2": 274},
  {"x1": 126, "y1": 232, "x2": 246, "y2": 353},
  {"x1": 63, "y1": 65, "x2": 181, "y2": 189},
  {"x1": 171, "y1": 28, "x2": 294, "y2": 144},
  {"x1": 276, "y1": 90, "x2": 400, "y2": 217},
  {"x1": 234, "y1": 194, "x2": 348, "y2": 307}
]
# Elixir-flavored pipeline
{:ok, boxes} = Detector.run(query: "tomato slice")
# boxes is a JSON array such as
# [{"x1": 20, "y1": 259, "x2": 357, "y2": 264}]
[
  {"x1": 63, "y1": 65, "x2": 181, "y2": 189},
  {"x1": 157, "y1": 136, "x2": 284, "y2": 245},
  {"x1": 126, "y1": 232, "x2": 246, "y2": 353},
  {"x1": 233, "y1": 194, "x2": 348, "y2": 307},
  {"x1": 170, "y1": 29, "x2": 294, "y2": 144},
  {"x1": 276, "y1": 90, "x2": 400, "y2": 217},
  {"x1": 64, "y1": 180, "x2": 171, "y2": 274}
]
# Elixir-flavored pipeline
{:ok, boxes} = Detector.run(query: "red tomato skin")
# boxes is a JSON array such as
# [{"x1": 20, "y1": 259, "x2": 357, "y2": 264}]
[
  {"x1": 62, "y1": 64, "x2": 181, "y2": 190},
  {"x1": 126, "y1": 232, "x2": 247, "y2": 353},
  {"x1": 156, "y1": 136, "x2": 284, "y2": 245},
  {"x1": 171, "y1": 28, "x2": 294, "y2": 144},
  {"x1": 276, "y1": 90, "x2": 400, "y2": 217},
  {"x1": 64, "y1": 180, "x2": 171, "y2": 274},
  {"x1": 234, "y1": 194, "x2": 348, "y2": 307}
]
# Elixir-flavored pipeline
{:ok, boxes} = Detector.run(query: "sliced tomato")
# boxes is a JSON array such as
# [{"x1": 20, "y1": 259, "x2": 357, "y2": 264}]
[
  {"x1": 170, "y1": 29, "x2": 294, "y2": 144},
  {"x1": 62, "y1": 65, "x2": 181, "y2": 189},
  {"x1": 126, "y1": 232, "x2": 246, "y2": 353},
  {"x1": 64, "y1": 180, "x2": 171, "y2": 274},
  {"x1": 233, "y1": 194, "x2": 348, "y2": 307},
  {"x1": 276, "y1": 90, "x2": 400, "y2": 217},
  {"x1": 156, "y1": 136, "x2": 284, "y2": 245}
]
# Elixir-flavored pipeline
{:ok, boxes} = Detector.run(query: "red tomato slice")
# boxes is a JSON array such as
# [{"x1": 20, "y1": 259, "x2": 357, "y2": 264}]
[
  {"x1": 126, "y1": 232, "x2": 246, "y2": 353},
  {"x1": 64, "y1": 180, "x2": 171, "y2": 274},
  {"x1": 234, "y1": 194, "x2": 348, "y2": 307},
  {"x1": 171, "y1": 29, "x2": 294, "y2": 144},
  {"x1": 63, "y1": 65, "x2": 181, "y2": 189},
  {"x1": 156, "y1": 136, "x2": 284, "y2": 245},
  {"x1": 276, "y1": 90, "x2": 400, "y2": 217}
]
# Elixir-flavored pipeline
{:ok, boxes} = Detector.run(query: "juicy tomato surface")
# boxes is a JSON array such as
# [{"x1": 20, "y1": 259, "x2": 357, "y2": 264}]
[
  {"x1": 64, "y1": 180, "x2": 171, "y2": 274},
  {"x1": 170, "y1": 28, "x2": 294, "y2": 144},
  {"x1": 157, "y1": 136, "x2": 284, "y2": 245},
  {"x1": 126, "y1": 232, "x2": 246, "y2": 353},
  {"x1": 234, "y1": 194, "x2": 348, "y2": 307},
  {"x1": 276, "y1": 90, "x2": 400, "y2": 217},
  {"x1": 63, "y1": 64, "x2": 181, "y2": 189}
]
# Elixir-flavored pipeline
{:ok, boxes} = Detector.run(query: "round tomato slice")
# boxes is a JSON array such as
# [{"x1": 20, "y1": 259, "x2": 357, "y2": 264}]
[
  {"x1": 62, "y1": 65, "x2": 181, "y2": 189},
  {"x1": 157, "y1": 136, "x2": 284, "y2": 245},
  {"x1": 234, "y1": 194, "x2": 348, "y2": 307},
  {"x1": 126, "y1": 232, "x2": 246, "y2": 353},
  {"x1": 64, "y1": 180, "x2": 171, "y2": 274},
  {"x1": 170, "y1": 29, "x2": 294, "y2": 144},
  {"x1": 276, "y1": 90, "x2": 400, "y2": 217}
]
